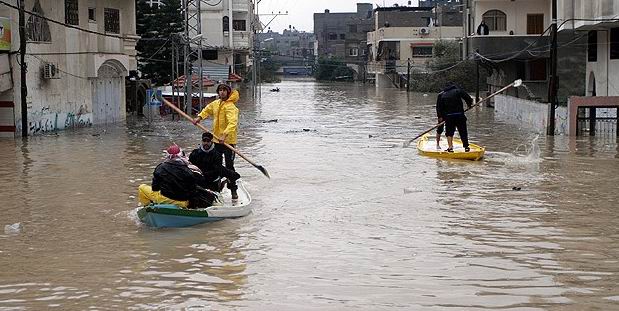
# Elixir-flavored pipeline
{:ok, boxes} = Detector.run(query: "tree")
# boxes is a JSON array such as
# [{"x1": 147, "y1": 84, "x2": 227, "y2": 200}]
[
  {"x1": 314, "y1": 58, "x2": 354, "y2": 81},
  {"x1": 136, "y1": 0, "x2": 184, "y2": 86},
  {"x1": 410, "y1": 40, "x2": 486, "y2": 92}
]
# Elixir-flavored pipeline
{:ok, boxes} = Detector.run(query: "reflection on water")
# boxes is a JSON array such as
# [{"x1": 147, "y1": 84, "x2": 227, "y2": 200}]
[{"x1": 0, "y1": 80, "x2": 618, "y2": 309}]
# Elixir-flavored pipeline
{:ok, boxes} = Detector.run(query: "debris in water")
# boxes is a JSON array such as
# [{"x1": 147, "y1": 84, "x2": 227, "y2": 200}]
[
  {"x1": 4, "y1": 223, "x2": 21, "y2": 235},
  {"x1": 512, "y1": 186, "x2": 522, "y2": 191}
]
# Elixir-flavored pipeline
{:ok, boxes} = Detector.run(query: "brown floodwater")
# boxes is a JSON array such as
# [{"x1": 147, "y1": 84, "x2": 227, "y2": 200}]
[{"x1": 1, "y1": 80, "x2": 618, "y2": 310}]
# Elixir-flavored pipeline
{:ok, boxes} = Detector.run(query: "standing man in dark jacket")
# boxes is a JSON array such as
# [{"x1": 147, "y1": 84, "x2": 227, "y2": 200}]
[
  {"x1": 138, "y1": 145, "x2": 202, "y2": 208},
  {"x1": 436, "y1": 82, "x2": 474, "y2": 152},
  {"x1": 189, "y1": 132, "x2": 241, "y2": 195}
]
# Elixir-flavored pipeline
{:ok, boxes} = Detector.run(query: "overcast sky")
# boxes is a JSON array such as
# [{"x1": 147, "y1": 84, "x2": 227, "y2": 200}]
[{"x1": 258, "y1": 0, "x2": 420, "y2": 33}]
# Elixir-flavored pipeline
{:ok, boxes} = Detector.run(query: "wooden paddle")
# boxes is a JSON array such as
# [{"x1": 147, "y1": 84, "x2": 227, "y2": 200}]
[
  {"x1": 403, "y1": 79, "x2": 523, "y2": 147},
  {"x1": 162, "y1": 98, "x2": 271, "y2": 179}
]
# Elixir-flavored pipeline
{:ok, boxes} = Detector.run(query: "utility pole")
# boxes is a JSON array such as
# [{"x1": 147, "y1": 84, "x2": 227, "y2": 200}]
[
  {"x1": 547, "y1": 0, "x2": 558, "y2": 135},
  {"x1": 18, "y1": 0, "x2": 27, "y2": 137},
  {"x1": 406, "y1": 58, "x2": 411, "y2": 92}
]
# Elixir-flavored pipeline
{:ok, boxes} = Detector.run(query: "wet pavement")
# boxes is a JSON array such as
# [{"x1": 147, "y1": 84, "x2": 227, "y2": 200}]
[{"x1": 1, "y1": 79, "x2": 618, "y2": 310}]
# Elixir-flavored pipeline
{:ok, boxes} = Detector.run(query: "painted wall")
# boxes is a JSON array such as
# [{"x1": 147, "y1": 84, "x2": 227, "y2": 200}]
[
  {"x1": 474, "y1": 0, "x2": 550, "y2": 36},
  {"x1": 495, "y1": 94, "x2": 568, "y2": 135},
  {"x1": 0, "y1": 0, "x2": 137, "y2": 136}
]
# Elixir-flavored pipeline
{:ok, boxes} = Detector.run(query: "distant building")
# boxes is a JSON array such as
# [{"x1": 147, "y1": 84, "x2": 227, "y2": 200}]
[
  {"x1": 419, "y1": 0, "x2": 463, "y2": 8},
  {"x1": 367, "y1": 5, "x2": 463, "y2": 88},
  {"x1": 0, "y1": 0, "x2": 138, "y2": 137},
  {"x1": 258, "y1": 27, "x2": 315, "y2": 66},
  {"x1": 313, "y1": 3, "x2": 374, "y2": 79}
]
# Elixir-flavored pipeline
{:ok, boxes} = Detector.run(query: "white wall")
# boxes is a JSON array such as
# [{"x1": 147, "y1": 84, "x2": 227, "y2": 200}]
[
  {"x1": 0, "y1": 0, "x2": 137, "y2": 136},
  {"x1": 495, "y1": 94, "x2": 568, "y2": 135},
  {"x1": 474, "y1": 0, "x2": 550, "y2": 35}
]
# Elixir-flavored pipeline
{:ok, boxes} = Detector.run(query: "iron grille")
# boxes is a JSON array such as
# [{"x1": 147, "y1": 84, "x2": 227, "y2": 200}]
[{"x1": 104, "y1": 8, "x2": 120, "y2": 34}]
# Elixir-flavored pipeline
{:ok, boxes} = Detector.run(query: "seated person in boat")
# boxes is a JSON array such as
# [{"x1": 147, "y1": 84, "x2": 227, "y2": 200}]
[
  {"x1": 189, "y1": 132, "x2": 241, "y2": 193},
  {"x1": 138, "y1": 145, "x2": 219, "y2": 208}
]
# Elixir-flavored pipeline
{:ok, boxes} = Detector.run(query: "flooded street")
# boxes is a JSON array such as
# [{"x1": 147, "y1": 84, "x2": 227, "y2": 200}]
[{"x1": 1, "y1": 79, "x2": 618, "y2": 310}]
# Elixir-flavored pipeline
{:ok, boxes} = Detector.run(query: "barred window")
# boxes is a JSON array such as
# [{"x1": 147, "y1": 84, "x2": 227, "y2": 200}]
[
  {"x1": 104, "y1": 8, "x2": 120, "y2": 34},
  {"x1": 233, "y1": 20, "x2": 246, "y2": 31},
  {"x1": 27, "y1": 0, "x2": 51, "y2": 42},
  {"x1": 65, "y1": 0, "x2": 79, "y2": 25}
]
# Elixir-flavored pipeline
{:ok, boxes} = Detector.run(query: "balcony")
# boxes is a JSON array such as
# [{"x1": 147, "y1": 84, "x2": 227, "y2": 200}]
[{"x1": 467, "y1": 35, "x2": 550, "y2": 60}]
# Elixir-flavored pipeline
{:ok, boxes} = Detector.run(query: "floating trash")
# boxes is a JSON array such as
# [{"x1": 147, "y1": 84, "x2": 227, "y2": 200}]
[{"x1": 4, "y1": 223, "x2": 22, "y2": 235}]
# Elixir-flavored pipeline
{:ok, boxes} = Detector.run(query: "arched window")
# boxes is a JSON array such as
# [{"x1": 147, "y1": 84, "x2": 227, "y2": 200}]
[
  {"x1": 222, "y1": 16, "x2": 229, "y2": 32},
  {"x1": 482, "y1": 10, "x2": 506, "y2": 31}
]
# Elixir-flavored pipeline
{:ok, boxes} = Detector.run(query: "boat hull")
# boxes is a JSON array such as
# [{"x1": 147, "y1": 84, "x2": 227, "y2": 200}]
[
  {"x1": 137, "y1": 180, "x2": 252, "y2": 228},
  {"x1": 417, "y1": 134, "x2": 485, "y2": 161}
]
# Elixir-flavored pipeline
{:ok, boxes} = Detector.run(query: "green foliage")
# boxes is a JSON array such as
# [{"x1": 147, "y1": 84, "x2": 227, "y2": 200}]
[
  {"x1": 136, "y1": 0, "x2": 184, "y2": 86},
  {"x1": 314, "y1": 58, "x2": 354, "y2": 81},
  {"x1": 409, "y1": 40, "x2": 487, "y2": 93},
  {"x1": 258, "y1": 51, "x2": 281, "y2": 83}
]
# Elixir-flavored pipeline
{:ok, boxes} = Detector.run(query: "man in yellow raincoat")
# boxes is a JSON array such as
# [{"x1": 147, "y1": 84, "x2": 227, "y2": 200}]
[{"x1": 192, "y1": 83, "x2": 240, "y2": 199}]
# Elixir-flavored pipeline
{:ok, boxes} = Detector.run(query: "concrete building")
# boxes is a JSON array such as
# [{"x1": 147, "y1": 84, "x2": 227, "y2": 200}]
[
  {"x1": 0, "y1": 0, "x2": 138, "y2": 137},
  {"x1": 465, "y1": 0, "x2": 552, "y2": 101},
  {"x1": 559, "y1": 0, "x2": 619, "y2": 136},
  {"x1": 419, "y1": 0, "x2": 463, "y2": 8},
  {"x1": 198, "y1": 0, "x2": 254, "y2": 78},
  {"x1": 257, "y1": 28, "x2": 314, "y2": 75},
  {"x1": 367, "y1": 5, "x2": 463, "y2": 88},
  {"x1": 313, "y1": 3, "x2": 374, "y2": 79}
]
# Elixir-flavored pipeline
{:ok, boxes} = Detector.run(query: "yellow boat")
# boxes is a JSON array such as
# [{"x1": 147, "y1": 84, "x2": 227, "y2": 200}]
[{"x1": 416, "y1": 134, "x2": 485, "y2": 161}]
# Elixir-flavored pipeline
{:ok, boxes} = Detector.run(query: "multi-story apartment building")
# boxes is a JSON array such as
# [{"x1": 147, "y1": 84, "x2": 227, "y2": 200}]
[
  {"x1": 367, "y1": 5, "x2": 463, "y2": 88},
  {"x1": 313, "y1": 3, "x2": 374, "y2": 79},
  {"x1": 559, "y1": 0, "x2": 619, "y2": 136},
  {"x1": 465, "y1": 0, "x2": 553, "y2": 101},
  {"x1": 259, "y1": 28, "x2": 314, "y2": 61},
  {"x1": 199, "y1": 0, "x2": 254, "y2": 78},
  {"x1": 0, "y1": 0, "x2": 138, "y2": 137}
]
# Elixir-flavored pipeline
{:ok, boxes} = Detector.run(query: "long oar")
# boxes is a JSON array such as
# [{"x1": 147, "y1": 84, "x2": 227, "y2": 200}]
[
  {"x1": 403, "y1": 79, "x2": 523, "y2": 147},
  {"x1": 162, "y1": 98, "x2": 271, "y2": 179}
]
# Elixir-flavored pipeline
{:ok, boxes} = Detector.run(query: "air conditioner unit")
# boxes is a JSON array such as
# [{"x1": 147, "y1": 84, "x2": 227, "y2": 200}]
[
  {"x1": 42, "y1": 63, "x2": 60, "y2": 79},
  {"x1": 419, "y1": 27, "x2": 431, "y2": 35}
]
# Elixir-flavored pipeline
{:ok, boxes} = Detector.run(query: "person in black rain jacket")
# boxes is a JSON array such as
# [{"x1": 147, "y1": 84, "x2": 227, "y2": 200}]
[{"x1": 436, "y1": 82, "x2": 474, "y2": 152}]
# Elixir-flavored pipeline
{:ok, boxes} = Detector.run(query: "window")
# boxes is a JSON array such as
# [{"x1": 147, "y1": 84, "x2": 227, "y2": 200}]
[
  {"x1": 349, "y1": 25, "x2": 357, "y2": 33},
  {"x1": 223, "y1": 16, "x2": 229, "y2": 31},
  {"x1": 233, "y1": 20, "x2": 246, "y2": 31},
  {"x1": 88, "y1": 8, "x2": 96, "y2": 22},
  {"x1": 482, "y1": 10, "x2": 506, "y2": 31},
  {"x1": 516, "y1": 59, "x2": 547, "y2": 81},
  {"x1": 26, "y1": 0, "x2": 51, "y2": 42},
  {"x1": 328, "y1": 33, "x2": 337, "y2": 40},
  {"x1": 65, "y1": 0, "x2": 79, "y2": 25},
  {"x1": 588, "y1": 31, "x2": 597, "y2": 62},
  {"x1": 340, "y1": 34, "x2": 346, "y2": 40},
  {"x1": 202, "y1": 49, "x2": 218, "y2": 60},
  {"x1": 526, "y1": 14, "x2": 543, "y2": 34},
  {"x1": 611, "y1": 28, "x2": 619, "y2": 59},
  {"x1": 412, "y1": 46, "x2": 433, "y2": 57},
  {"x1": 104, "y1": 8, "x2": 120, "y2": 34},
  {"x1": 349, "y1": 48, "x2": 358, "y2": 56}
]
